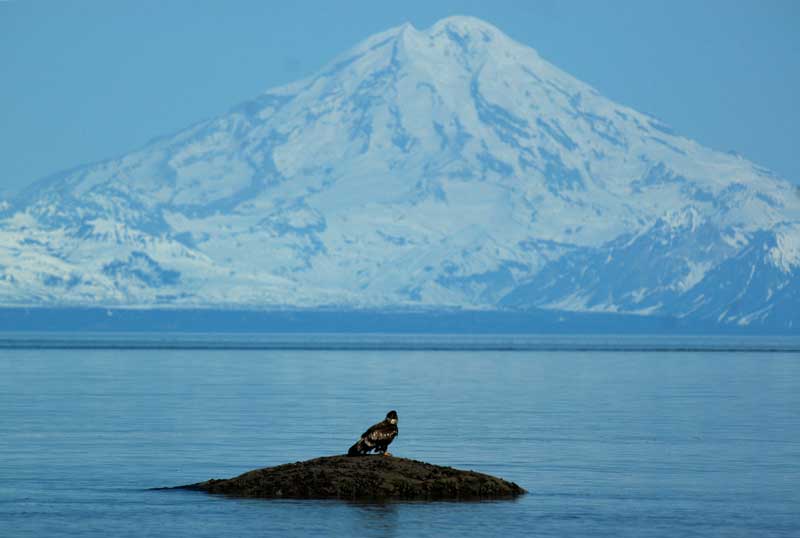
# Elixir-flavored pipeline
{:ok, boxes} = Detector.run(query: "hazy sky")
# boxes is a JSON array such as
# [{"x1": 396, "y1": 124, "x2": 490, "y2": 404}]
[{"x1": 1, "y1": 0, "x2": 798, "y2": 195}]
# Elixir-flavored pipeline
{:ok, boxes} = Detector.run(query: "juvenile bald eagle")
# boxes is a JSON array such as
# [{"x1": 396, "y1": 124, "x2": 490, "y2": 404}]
[{"x1": 347, "y1": 410, "x2": 398, "y2": 457}]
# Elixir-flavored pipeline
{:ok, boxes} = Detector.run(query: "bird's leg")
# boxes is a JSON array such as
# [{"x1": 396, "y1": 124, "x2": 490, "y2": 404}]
[{"x1": 382, "y1": 451, "x2": 392, "y2": 457}]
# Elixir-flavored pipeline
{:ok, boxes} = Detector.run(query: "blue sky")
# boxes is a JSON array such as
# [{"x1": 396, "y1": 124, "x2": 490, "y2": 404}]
[{"x1": 1, "y1": 0, "x2": 798, "y2": 195}]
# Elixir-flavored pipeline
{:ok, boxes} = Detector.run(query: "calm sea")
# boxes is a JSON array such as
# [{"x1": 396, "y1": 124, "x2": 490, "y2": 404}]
[{"x1": 0, "y1": 334, "x2": 798, "y2": 537}]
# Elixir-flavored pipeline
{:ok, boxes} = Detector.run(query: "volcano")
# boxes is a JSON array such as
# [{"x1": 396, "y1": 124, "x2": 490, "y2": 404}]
[{"x1": 2, "y1": 16, "x2": 798, "y2": 328}]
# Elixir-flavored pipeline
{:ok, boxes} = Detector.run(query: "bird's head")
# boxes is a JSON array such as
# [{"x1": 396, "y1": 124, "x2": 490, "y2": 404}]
[{"x1": 386, "y1": 410, "x2": 398, "y2": 425}]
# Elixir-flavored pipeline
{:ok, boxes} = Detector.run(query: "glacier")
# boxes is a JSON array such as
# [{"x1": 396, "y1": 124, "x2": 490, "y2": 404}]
[{"x1": 1, "y1": 15, "x2": 798, "y2": 328}]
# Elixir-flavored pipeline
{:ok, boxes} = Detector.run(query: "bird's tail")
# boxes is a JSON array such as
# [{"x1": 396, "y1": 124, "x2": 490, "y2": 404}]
[{"x1": 347, "y1": 439, "x2": 366, "y2": 457}]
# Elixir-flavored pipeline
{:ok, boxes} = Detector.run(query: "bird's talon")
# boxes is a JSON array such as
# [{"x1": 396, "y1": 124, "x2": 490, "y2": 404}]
[{"x1": 383, "y1": 452, "x2": 392, "y2": 457}]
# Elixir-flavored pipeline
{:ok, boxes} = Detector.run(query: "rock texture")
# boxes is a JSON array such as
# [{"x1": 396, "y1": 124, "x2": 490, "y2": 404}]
[{"x1": 175, "y1": 455, "x2": 525, "y2": 501}]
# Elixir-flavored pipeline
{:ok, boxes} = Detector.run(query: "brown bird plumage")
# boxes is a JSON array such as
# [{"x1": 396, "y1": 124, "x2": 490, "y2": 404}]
[{"x1": 347, "y1": 410, "x2": 398, "y2": 457}]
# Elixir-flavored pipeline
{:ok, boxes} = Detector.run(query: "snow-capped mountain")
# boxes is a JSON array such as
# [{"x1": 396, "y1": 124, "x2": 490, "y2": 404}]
[{"x1": 2, "y1": 16, "x2": 798, "y2": 328}]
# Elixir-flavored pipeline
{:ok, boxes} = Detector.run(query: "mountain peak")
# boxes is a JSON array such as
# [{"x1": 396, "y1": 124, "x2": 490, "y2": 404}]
[
  {"x1": 334, "y1": 15, "x2": 525, "y2": 70},
  {"x1": 428, "y1": 15, "x2": 502, "y2": 36},
  {"x1": 423, "y1": 15, "x2": 520, "y2": 60}
]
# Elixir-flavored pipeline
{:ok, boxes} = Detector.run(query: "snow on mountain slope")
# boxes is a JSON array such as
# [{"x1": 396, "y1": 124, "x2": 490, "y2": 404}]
[{"x1": 2, "y1": 16, "x2": 798, "y2": 327}]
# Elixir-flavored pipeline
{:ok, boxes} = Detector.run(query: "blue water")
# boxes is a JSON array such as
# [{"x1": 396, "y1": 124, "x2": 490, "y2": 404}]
[{"x1": 1, "y1": 334, "x2": 798, "y2": 537}]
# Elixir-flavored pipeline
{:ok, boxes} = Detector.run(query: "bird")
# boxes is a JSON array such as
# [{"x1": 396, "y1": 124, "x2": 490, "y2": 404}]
[{"x1": 347, "y1": 410, "x2": 398, "y2": 457}]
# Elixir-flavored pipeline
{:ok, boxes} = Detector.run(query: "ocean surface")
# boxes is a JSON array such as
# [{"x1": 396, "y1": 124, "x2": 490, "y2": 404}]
[{"x1": 0, "y1": 334, "x2": 798, "y2": 537}]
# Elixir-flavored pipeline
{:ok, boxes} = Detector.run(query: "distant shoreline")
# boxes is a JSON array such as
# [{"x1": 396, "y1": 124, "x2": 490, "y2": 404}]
[{"x1": 0, "y1": 307, "x2": 794, "y2": 335}]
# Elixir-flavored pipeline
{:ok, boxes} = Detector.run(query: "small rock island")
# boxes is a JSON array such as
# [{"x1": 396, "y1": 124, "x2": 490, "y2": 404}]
[{"x1": 174, "y1": 455, "x2": 525, "y2": 501}]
